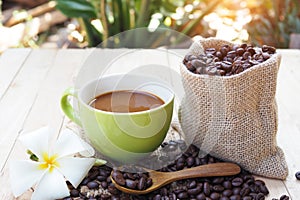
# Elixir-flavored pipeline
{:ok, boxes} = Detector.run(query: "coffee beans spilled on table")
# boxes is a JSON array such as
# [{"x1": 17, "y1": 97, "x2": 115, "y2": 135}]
[
  {"x1": 183, "y1": 44, "x2": 276, "y2": 76},
  {"x1": 59, "y1": 140, "x2": 290, "y2": 200}
]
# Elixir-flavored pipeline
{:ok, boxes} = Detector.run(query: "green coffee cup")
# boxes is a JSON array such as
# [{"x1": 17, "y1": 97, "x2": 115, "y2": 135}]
[{"x1": 61, "y1": 74, "x2": 174, "y2": 163}]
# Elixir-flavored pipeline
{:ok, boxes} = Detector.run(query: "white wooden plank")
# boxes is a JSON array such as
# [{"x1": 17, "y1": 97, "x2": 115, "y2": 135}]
[
  {"x1": 0, "y1": 49, "x2": 57, "y2": 172},
  {"x1": 275, "y1": 50, "x2": 300, "y2": 199},
  {"x1": 0, "y1": 49, "x2": 31, "y2": 99},
  {"x1": 277, "y1": 107, "x2": 300, "y2": 200},
  {"x1": 0, "y1": 49, "x2": 89, "y2": 200}
]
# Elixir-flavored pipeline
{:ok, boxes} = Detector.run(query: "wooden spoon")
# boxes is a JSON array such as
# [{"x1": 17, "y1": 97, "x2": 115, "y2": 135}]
[{"x1": 111, "y1": 162, "x2": 241, "y2": 195}]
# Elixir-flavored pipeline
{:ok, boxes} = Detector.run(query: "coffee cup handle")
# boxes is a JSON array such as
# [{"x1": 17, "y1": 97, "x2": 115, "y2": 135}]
[{"x1": 60, "y1": 87, "x2": 82, "y2": 126}]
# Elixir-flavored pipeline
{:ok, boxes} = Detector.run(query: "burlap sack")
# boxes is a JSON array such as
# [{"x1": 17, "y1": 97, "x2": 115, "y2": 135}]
[{"x1": 179, "y1": 38, "x2": 288, "y2": 179}]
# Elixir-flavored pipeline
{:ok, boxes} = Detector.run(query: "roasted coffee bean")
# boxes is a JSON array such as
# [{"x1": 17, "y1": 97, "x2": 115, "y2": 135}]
[
  {"x1": 87, "y1": 181, "x2": 99, "y2": 189},
  {"x1": 216, "y1": 51, "x2": 223, "y2": 59},
  {"x1": 196, "y1": 193, "x2": 206, "y2": 200},
  {"x1": 186, "y1": 157, "x2": 195, "y2": 167},
  {"x1": 97, "y1": 175, "x2": 107, "y2": 182},
  {"x1": 242, "y1": 51, "x2": 250, "y2": 60},
  {"x1": 212, "y1": 184, "x2": 224, "y2": 192},
  {"x1": 80, "y1": 177, "x2": 90, "y2": 185},
  {"x1": 153, "y1": 194, "x2": 162, "y2": 200},
  {"x1": 192, "y1": 59, "x2": 206, "y2": 68},
  {"x1": 221, "y1": 61, "x2": 232, "y2": 72},
  {"x1": 101, "y1": 181, "x2": 108, "y2": 189},
  {"x1": 233, "y1": 187, "x2": 241, "y2": 195},
  {"x1": 242, "y1": 197, "x2": 252, "y2": 200},
  {"x1": 255, "y1": 193, "x2": 265, "y2": 200},
  {"x1": 108, "y1": 185, "x2": 119, "y2": 195},
  {"x1": 262, "y1": 45, "x2": 269, "y2": 52},
  {"x1": 174, "y1": 189, "x2": 185, "y2": 195},
  {"x1": 187, "y1": 180, "x2": 197, "y2": 189},
  {"x1": 247, "y1": 47, "x2": 256, "y2": 56},
  {"x1": 209, "y1": 192, "x2": 220, "y2": 199},
  {"x1": 125, "y1": 179, "x2": 137, "y2": 189},
  {"x1": 146, "y1": 178, "x2": 153, "y2": 187},
  {"x1": 206, "y1": 48, "x2": 217, "y2": 55},
  {"x1": 88, "y1": 170, "x2": 99, "y2": 180},
  {"x1": 240, "y1": 43, "x2": 247, "y2": 49},
  {"x1": 186, "y1": 62, "x2": 196, "y2": 72},
  {"x1": 206, "y1": 66, "x2": 218, "y2": 75},
  {"x1": 160, "y1": 187, "x2": 168, "y2": 196},
  {"x1": 249, "y1": 184, "x2": 259, "y2": 193},
  {"x1": 232, "y1": 177, "x2": 243, "y2": 187},
  {"x1": 223, "y1": 189, "x2": 233, "y2": 197},
  {"x1": 236, "y1": 48, "x2": 245, "y2": 56},
  {"x1": 230, "y1": 194, "x2": 241, "y2": 200},
  {"x1": 221, "y1": 197, "x2": 230, "y2": 200},
  {"x1": 176, "y1": 161, "x2": 185, "y2": 170},
  {"x1": 203, "y1": 182, "x2": 211, "y2": 196},
  {"x1": 111, "y1": 196, "x2": 120, "y2": 200},
  {"x1": 195, "y1": 157, "x2": 201, "y2": 166},
  {"x1": 240, "y1": 187, "x2": 250, "y2": 197},
  {"x1": 188, "y1": 185, "x2": 202, "y2": 195},
  {"x1": 259, "y1": 184, "x2": 269, "y2": 195},
  {"x1": 70, "y1": 189, "x2": 80, "y2": 197},
  {"x1": 138, "y1": 177, "x2": 146, "y2": 190},
  {"x1": 227, "y1": 51, "x2": 237, "y2": 58},
  {"x1": 221, "y1": 46, "x2": 229, "y2": 56},
  {"x1": 223, "y1": 180, "x2": 232, "y2": 189},
  {"x1": 262, "y1": 52, "x2": 270, "y2": 60},
  {"x1": 279, "y1": 195, "x2": 289, "y2": 200},
  {"x1": 177, "y1": 191, "x2": 189, "y2": 199},
  {"x1": 112, "y1": 171, "x2": 125, "y2": 186},
  {"x1": 217, "y1": 69, "x2": 226, "y2": 76},
  {"x1": 295, "y1": 171, "x2": 300, "y2": 180}
]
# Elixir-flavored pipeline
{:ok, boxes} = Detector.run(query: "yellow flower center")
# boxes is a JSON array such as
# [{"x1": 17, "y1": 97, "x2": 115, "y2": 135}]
[{"x1": 38, "y1": 152, "x2": 59, "y2": 172}]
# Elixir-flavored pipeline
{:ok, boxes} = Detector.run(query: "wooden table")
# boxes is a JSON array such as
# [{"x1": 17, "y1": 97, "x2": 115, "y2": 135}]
[{"x1": 0, "y1": 48, "x2": 299, "y2": 199}]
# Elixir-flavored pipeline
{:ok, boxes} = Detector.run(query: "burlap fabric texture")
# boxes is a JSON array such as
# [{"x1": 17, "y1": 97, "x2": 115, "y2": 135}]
[{"x1": 179, "y1": 38, "x2": 288, "y2": 179}]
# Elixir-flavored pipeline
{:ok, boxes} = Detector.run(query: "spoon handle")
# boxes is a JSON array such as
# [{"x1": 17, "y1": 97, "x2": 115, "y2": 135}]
[{"x1": 164, "y1": 163, "x2": 240, "y2": 182}]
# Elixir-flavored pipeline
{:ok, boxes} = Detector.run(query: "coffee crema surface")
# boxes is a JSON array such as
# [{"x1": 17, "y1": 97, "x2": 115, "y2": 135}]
[{"x1": 89, "y1": 90, "x2": 164, "y2": 113}]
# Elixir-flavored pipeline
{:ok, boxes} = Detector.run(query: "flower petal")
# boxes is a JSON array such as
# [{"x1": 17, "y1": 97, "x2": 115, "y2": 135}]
[
  {"x1": 18, "y1": 127, "x2": 50, "y2": 159},
  {"x1": 9, "y1": 160, "x2": 45, "y2": 197},
  {"x1": 57, "y1": 157, "x2": 95, "y2": 187},
  {"x1": 31, "y1": 168, "x2": 69, "y2": 200},
  {"x1": 54, "y1": 129, "x2": 94, "y2": 157}
]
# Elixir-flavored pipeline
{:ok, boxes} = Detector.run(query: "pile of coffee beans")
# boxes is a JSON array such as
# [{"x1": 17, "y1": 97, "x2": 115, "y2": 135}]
[
  {"x1": 183, "y1": 44, "x2": 276, "y2": 76},
  {"x1": 111, "y1": 167, "x2": 153, "y2": 190},
  {"x1": 60, "y1": 142, "x2": 290, "y2": 200}
]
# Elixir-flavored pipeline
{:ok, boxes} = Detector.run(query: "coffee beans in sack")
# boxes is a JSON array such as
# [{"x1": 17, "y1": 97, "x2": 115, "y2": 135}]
[{"x1": 179, "y1": 38, "x2": 288, "y2": 179}]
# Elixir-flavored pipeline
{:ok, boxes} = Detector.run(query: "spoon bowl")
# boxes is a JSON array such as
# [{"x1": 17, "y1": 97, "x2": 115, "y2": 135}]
[{"x1": 111, "y1": 162, "x2": 241, "y2": 195}]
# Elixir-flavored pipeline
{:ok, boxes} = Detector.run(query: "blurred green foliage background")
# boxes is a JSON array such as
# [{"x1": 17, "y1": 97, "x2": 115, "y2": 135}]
[{"x1": 1, "y1": 0, "x2": 300, "y2": 49}]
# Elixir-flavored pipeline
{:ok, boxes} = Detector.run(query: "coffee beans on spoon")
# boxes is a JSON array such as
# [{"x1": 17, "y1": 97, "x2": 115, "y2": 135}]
[
  {"x1": 183, "y1": 44, "x2": 277, "y2": 76},
  {"x1": 111, "y1": 166, "x2": 153, "y2": 191}
]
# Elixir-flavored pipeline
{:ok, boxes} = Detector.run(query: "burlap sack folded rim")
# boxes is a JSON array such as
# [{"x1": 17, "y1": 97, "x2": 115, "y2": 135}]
[{"x1": 179, "y1": 38, "x2": 288, "y2": 180}]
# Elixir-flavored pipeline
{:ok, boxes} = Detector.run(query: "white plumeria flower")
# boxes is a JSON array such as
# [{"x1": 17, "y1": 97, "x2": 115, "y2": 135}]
[{"x1": 9, "y1": 127, "x2": 98, "y2": 200}]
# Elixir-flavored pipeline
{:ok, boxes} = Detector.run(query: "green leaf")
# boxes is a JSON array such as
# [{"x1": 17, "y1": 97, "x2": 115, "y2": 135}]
[
  {"x1": 94, "y1": 158, "x2": 107, "y2": 166},
  {"x1": 55, "y1": 0, "x2": 97, "y2": 19}
]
